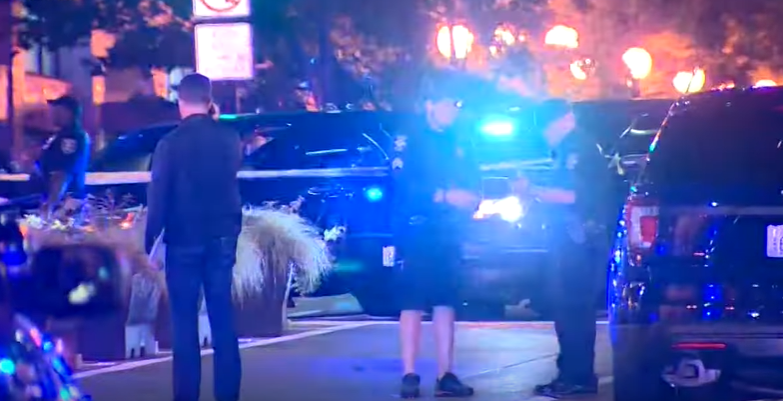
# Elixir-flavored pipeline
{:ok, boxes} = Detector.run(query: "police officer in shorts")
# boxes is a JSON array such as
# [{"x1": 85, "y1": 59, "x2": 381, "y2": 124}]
[{"x1": 393, "y1": 82, "x2": 481, "y2": 399}]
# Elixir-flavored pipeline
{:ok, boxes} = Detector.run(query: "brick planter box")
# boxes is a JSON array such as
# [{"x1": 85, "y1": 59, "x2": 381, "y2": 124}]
[{"x1": 50, "y1": 271, "x2": 164, "y2": 362}]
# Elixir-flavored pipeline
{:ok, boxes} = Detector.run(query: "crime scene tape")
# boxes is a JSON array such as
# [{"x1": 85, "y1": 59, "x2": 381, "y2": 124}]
[
  {"x1": 0, "y1": 160, "x2": 552, "y2": 186},
  {"x1": 0, "y1": 167, "x2": 390, "y2": 185}
]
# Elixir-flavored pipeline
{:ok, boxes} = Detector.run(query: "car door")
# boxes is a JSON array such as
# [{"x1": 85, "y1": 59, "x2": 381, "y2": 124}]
[{"x1": 239, "y1": 114, "x2": 391, "y2": 236}]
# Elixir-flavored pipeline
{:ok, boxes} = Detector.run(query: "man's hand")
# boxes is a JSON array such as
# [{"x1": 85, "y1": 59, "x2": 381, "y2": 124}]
[{"x1": 445, "y1": 189, "x2": 479, "y2": 209}]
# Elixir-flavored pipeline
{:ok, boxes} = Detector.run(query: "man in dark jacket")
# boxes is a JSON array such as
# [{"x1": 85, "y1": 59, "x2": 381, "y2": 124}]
[
  {"x1": 145, "y1": 73, "x2": 243, "y2": 401},
  {"x1": 40, "y1": 95, "x2": 90, "y2": 215},
  {"x1": 393, "y1": 81, "x2": 480, "y2": 399},
  {"x1": 525, "y1": 99, "x2": 614, "y2": 397}
]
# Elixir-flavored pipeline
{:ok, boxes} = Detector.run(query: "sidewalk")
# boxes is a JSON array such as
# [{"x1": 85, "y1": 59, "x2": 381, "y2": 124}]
[{"x1": 77, "y1": 321, "x2": 613, "y2": 401}]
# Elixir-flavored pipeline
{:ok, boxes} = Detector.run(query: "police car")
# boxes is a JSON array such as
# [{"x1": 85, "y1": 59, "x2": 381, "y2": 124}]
[{"x1": 611, "y1": 87, "x2": 783, "y2": 401}]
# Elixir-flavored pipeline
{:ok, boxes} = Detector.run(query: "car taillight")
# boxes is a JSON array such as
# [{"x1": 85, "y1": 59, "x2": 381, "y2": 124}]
[{"x1": 625, "y1": 196, "x2": 659, "y2": 250}]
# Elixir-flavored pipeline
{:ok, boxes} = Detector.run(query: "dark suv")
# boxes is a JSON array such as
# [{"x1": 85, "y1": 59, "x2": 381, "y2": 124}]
[{"x1": 611, "y1": 87, "x2": 783, "y2": 401}]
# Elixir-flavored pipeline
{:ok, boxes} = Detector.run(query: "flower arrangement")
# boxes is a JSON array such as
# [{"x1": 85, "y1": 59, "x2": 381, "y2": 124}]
[{"x1": 20, "y1": 194, "x2": 333, "y2": 305}]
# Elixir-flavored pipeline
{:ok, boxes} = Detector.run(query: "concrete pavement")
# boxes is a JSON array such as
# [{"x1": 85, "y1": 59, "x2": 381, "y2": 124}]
[{"x1": 75, "y1": 321, "x2": 614, "y2": 401}]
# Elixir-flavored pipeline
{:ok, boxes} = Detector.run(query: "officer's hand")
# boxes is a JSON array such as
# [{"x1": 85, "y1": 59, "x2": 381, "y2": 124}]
[{"x1": 445, "y1": 189, "x2": 479, "y2": 209}]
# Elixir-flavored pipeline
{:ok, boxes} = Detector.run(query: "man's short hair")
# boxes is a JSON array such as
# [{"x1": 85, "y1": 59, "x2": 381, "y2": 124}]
[{"x1": 177, "y1": 73, "x2": 213, "y2": 106}]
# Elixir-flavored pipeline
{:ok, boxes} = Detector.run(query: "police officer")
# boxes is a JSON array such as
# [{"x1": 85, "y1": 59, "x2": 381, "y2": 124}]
[
  {"x1": 525, "y1": 99, "x2": 613, "y2": 397},
  {"x1": 393, "y1": 82, "x2": 480, "y2": 399},
  {"x1": 40, "y1": 95, "x2": 90, "y2": 216}
]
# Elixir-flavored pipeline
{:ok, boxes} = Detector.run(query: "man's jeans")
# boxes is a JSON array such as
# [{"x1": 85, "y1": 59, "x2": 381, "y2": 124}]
[{"x1": 166, "y1": 237, "x2": 241, "y2": 401}]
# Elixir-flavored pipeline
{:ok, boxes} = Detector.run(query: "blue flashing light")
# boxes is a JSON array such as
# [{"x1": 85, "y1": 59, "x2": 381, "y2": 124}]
[
  {"x1": 365, "y1": 186, "x2": 384, "y2": 202},
  {"x1": 0, "y1": 358, "x2": 16, "y2": 375},
  {"x1": 479, "y1": 117, "x2": 515, "y2": 136}
]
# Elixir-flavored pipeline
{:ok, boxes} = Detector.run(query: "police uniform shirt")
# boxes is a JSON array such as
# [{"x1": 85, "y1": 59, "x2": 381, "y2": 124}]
[
  {"x1": 549, "y1": 130, "x2": 612, "y2": 242},
  {"x1": 40, "y1": 126, "x2": 90, "y2": 198},
  {"x1": 391, "y1": 120, "x2": 481, "y2": 231}
]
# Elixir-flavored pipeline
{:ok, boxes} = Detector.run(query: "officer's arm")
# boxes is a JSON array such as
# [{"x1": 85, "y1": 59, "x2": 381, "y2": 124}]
[
  {"x1": 145, "y1": 138, "x2": 172, "y2": 254},
  {"x1": 46, "y1": 135, "x2": 84, "y2": 206}
]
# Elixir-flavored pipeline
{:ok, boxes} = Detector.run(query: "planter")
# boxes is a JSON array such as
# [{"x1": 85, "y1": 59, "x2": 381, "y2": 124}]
[
  {"x1": 52, "y1": 270, "x2": 164, "y2": 362},
  {"x1": 235, "y1": 270, "x2": 292, "y2": 338}
]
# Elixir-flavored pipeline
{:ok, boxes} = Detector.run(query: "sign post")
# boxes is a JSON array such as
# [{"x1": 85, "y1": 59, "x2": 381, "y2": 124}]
[{"x1": 192, "y1": 0, "x2": 253, "y2": 113}]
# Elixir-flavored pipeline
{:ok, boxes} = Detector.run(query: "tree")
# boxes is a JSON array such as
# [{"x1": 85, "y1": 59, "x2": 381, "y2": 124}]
[{"x1": 103, "y1": 0, "x2": 193, "y2": 72}]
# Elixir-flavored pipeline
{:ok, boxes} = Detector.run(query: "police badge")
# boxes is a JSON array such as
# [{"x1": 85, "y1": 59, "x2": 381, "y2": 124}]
[
  {"x1": 61, "y1": 138, "x2": 77, "y2": 154},
  {"x1": 394, "y1": 135, "x2": 407, "y2": 152}
]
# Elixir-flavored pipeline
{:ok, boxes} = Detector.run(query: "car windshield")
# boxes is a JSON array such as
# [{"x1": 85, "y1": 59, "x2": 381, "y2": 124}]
[{"x1": 644, "y1": 105, "x2": 783, "y2": 186}]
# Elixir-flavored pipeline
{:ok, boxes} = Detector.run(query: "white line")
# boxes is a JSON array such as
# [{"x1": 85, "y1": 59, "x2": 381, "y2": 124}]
[
  {"x1": 287, "y1": 310, "x2": 326, "y2": 318},
  {"x1": 310, "y1": 320, "x2": 609, "y2": 326},
  {"x1": 73, "y1": 322, "x2": 375, "y2": 379}
]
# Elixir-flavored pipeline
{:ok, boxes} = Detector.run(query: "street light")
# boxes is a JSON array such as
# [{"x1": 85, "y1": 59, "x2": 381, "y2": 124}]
[
  {"x1": 622, "y1": 48, "x2": 652, "y2": 80},
  {"x1": 673, "y1": 69, "x2": 706, "y2": 94},
  {"x1": 755, "y1": 79, "x2": 777, "y2": 87},
  {"x1": 622, "y1": 47, "x2": 652, "y2": 98},
  {"x1": 544, "y1": 25, "x2": 578, "y2": 49},
  {"x1": 437, "y1": 25, "x2": 474, "y2": 61}
]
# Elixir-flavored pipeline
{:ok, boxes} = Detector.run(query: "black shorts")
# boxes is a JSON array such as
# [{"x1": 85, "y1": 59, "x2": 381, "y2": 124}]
[{"x1": 395, "y1": 223, "x2": 462, "y2": 311}]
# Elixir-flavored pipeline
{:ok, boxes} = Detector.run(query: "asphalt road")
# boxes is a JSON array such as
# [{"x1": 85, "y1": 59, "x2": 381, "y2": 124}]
[{"x1": 75, "y1": 320, "x2": 614, "y2": 401}]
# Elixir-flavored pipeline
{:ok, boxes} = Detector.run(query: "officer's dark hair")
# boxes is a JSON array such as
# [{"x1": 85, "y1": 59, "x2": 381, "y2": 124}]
[
  {"x1": 177, "y1": 73, "x2": 213, "y2": 106},
  {"x1": 47, "y1": 95, "x2": 82, "y2": 119}
]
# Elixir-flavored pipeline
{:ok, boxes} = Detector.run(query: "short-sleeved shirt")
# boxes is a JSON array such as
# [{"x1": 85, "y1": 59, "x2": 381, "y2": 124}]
[
  {"x1": 391, "y1": 119, "x2": 481, "y2": 237},
  {"x1": 548, "y1": 130, "x2": 613, "y2": 243},
  {"x1": 40, "y1": 127, "x2": 90, "y2": 198}
]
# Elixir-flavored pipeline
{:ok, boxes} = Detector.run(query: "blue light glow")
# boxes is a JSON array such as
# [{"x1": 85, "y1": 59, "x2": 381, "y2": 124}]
[
  {"x1": 0, "y1": 358, "x2": 16, "y2": 375},
  {"x1": 365, "y1": 186, "x2": 383, "y2": 202},
  {"x1": 479, "y1": 117, "x2": 515, "y2": 136}
]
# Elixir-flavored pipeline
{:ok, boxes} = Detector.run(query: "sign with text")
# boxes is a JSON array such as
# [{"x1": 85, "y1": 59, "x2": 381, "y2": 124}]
[
  {"x1": 195, "y1": 23, "x2": 254, "y2": 81},
  {"x1": 193, "y1": 0, "x2": 250, "y2": 18}
]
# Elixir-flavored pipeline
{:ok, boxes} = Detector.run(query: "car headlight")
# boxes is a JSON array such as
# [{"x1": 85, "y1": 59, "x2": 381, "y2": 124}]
[{"x1": 473, "y1": 196, "x2": 524, "y2": 222}]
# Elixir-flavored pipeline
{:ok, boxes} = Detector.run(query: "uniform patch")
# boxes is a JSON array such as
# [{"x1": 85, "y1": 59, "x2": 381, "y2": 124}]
[
  {"x1": 566, "y1": 153, "x2": 579, "y2": 170},
  {"x1": 61, "y1": 138, "x2": 77, "y2": 154},
  {"x1": 394, "y1": 135, "x2": 407, "y2": 152},
  {"x1": 392, "y1": 157, "x2": 404, "y2": 169}
]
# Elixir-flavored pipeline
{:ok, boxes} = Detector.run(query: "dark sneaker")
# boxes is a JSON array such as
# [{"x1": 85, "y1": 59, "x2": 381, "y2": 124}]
[
  {"x1": 435, "y1": 372, "x2": 475, "y2": 397},
  {"x1": 533, "y1": 378, "x2": 597, "y2": 398},
  {"x1": 400, "y1": 373, "x2": 421, "y2": 399}
]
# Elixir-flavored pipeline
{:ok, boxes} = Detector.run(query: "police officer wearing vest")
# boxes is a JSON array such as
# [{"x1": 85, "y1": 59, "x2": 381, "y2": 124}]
[
  {"x1": 392, "y1": 78, "x2": 480, "y2": 399},
  {"x1": 519, "y1": 99, "x2": 613, "y2": 397},
  {"x1": 40, "y1": 95, "x2": 90, "y2": 216}
]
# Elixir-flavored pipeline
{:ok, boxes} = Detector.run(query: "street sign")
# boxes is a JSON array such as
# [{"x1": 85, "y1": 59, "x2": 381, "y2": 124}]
[
  {"x1": 193, "y1": 0, "x2": 250, "y2": 18},
  {"x1": 194, "y1": 23, "x2": 254, "y2": 81}
]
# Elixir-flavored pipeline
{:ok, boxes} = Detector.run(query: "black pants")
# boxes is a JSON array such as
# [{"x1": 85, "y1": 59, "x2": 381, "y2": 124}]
[
  {"x1": 550, "y1": 235, "x2": 606, "y2": 385},
  {"x1": 166, "y1": 237, "x2": 241, "y2": 401}
]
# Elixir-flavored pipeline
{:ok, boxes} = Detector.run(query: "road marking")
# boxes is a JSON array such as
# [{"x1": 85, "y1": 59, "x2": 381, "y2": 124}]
[
  {"x1": 287, "y1": 310, "x2": 326, "y2": 318},
  {"x1": 73, "y1": 322, "x2": 375, "y2": 379},
  {"x1": 306, "y1": 320, "x2": 609, "y2": 326}
]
